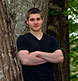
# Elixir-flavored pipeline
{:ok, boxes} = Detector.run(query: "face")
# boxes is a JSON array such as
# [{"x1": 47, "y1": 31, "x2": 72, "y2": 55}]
[{"x1": 26, "y1": 13, "x2": 44, "y2": 32}]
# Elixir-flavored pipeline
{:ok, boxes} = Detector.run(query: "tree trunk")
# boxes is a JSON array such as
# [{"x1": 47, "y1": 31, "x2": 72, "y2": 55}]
[
  {"x1": 0, "y1": 0, "x2": 23, "y2": 81},
  {"x1": 47, "y1": 0, "x2": 70, "y2": 81},
  {"x1": 0, "y1": 0, "x2": 50, "y2": 81}
]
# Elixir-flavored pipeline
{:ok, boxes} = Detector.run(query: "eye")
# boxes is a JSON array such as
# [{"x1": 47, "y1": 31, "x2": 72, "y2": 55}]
[
  {"x1": 30, "y1": 18, "x2": 35, "y2": 21},
  {"x1": 37, "y1": 18, "x2": 41, "y2": 21}
]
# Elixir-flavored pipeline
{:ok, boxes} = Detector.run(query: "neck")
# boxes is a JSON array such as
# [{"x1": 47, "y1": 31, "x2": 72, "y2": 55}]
[
  {"x1": 29, "y1": 30, "x2": 43, "y2": 40},
  {"x1": 30, "y1": 29, "x2": 42, "y2": 35}
]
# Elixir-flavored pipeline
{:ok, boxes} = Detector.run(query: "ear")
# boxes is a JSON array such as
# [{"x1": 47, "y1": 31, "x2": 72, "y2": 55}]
[
  {"x1": 25, "y1": 20, "x2": 29, "y2": 25},
  {"x1": 42, "y1": 18, "x2": 44, "y2": 23},
  {"x1": 25, "y1": 20, "x2": 27, "y2": 24}
]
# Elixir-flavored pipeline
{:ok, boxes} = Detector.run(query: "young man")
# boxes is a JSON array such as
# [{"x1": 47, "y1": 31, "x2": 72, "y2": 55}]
[{"x1": 16, "y1": 8, "x2": 64, "y2": 81}]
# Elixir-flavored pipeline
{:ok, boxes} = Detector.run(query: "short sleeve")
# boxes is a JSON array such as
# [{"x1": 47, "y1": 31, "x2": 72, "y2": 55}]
[
  {"x1": 51, "y1": 37, "x2": 60, "y2": 52},
  {"x1": 16, "y1": 35, "x2": 28, "y2": 51}
]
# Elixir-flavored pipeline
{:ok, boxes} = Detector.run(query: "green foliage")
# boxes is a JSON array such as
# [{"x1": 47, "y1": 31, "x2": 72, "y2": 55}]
[
  {"x1": 48, "y1": 9, "x2": 64, "y2": 16},
  {"x1": 67, "y1": 0, "x2": 78, "y2": 81},
  {"x1": 70, "y1": 33, "x2": 78, "y2": 81},
  {"x1": 48, "y1": 10, "x2": 60, "y2": 15},
  {"x1": 69, "y1": 22, "x2": 78, "y2": 33}
]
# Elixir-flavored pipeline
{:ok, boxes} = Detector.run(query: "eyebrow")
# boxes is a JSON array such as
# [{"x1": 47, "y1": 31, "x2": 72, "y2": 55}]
[{"x1": 29, "y1": 17, "x2": 41, "y2": 21}]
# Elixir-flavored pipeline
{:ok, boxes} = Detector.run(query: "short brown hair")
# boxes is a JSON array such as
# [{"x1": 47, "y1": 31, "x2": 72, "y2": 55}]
[{"x1": 26, "y1": 8, "x2": 43, "y2": 20}]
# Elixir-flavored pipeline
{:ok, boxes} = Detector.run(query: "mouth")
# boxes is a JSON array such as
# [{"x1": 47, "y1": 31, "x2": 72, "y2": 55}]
[{"x1": 33, "y1": 25, "x2": 39, "y2": 27}]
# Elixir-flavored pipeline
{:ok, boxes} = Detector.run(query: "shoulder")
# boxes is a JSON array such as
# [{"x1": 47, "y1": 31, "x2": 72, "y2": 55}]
[
  {"x1": 17, "y1": 33, "x2": 30, "y2": 39},
  {"x1": 16, "y1": 33, "x2": 30, "y2": 42},
  {"x1": 44, "y1": 33, "x2": 57, "y2": 41}
]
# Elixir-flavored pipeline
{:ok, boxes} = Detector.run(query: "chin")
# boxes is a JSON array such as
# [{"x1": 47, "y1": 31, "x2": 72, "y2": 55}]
[{"x1": 32, "y1": 29, "x2": 41, "y2": 32}]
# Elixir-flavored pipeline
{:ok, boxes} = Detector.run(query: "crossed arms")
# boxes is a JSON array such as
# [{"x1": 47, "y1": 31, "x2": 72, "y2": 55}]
[{"x1": 18, "y1": 49, "x2": 64, "y2": 66}]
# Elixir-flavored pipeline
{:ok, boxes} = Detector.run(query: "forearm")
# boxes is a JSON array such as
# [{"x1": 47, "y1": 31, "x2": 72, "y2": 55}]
[
  {"x1": 34, "y1": 50, "x2": 64, "y2": 63},
  {"x1": 23, "y1": 55, "x2": 47, "y2": 66},
  {"x1": 18, "y1": 50, "x2": 47, "y2": 66}
]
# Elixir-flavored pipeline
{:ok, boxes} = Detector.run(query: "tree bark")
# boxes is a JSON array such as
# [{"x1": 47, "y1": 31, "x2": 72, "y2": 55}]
[
  {"x1": 0, "y1": 0, "x2": 23, "y2": 81},
  {"x1": 0, "y1": 0, "x2": 50, "y2": 81},
  {"x1": 47, "y1": 0, "x2": 70, "y2": 81}
]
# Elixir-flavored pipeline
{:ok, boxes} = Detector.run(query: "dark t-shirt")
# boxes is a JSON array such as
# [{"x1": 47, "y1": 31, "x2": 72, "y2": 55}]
[{"x1": 16, "y1": 32, "x2": 60, "y2": 81}]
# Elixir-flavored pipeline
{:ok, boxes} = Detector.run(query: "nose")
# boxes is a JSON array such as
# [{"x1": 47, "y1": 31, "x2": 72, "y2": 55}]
[{"x1": 34, "y1": 19, "x2": 38, "y2": 24}]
